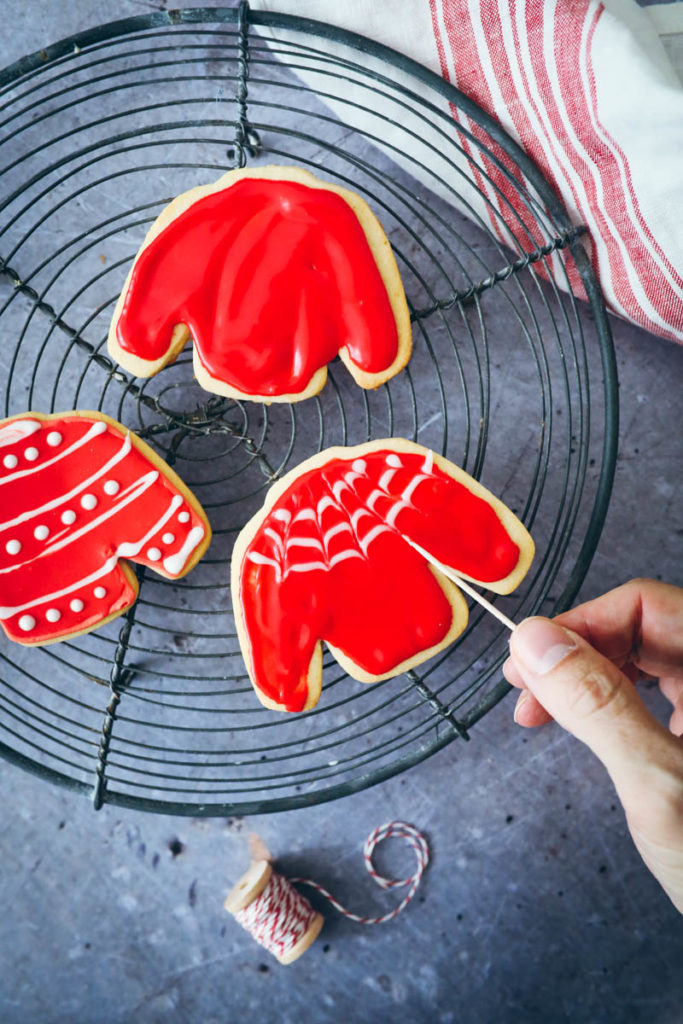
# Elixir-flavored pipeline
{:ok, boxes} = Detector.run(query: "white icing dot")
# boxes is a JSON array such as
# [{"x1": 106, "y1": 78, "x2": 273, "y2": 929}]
[
  {"x1": 46, "y1": 431, "x2": 63, "y2": 447},
  {"x1": 352, "y1": 459, "x2": 367, "y2": 473},
  {"x1": 104, "y1": 480, "x2": 120, "y2": 496},
  {"x1": 18, "y1": 614, "x2": 36, "y2": 632},
  {"x1": 94, "y1": 587, "x2": 107, "y2": 599},
  {"x1": 81, "y1": 493, "x2": 97, "y2": 510},
  {"x1": 5, "y1": 539, "x2": 21, "y2": 555},
  {"x1": 177, "y1": 510, "x2": 190, "y2": 524},
  {"x1": 46, "y1": 608, "x2": 61, "y2": 623},
  {"x1": 61, "y1": 509, "x2": 76, "y2": 525},
  {"x1": 146, "y1": 547, "x2": 161, "y2": 562},
  {"x1": 3, "y1": 454, "x2": 18, "y2": 470},
  {"x1": 70, "y1": 598, "x2": 84, "y2": 613},
  {"x1": 24, "y1": 446, "x2": 39, "y2": 461},
  {"x1": 34, "y1": 525, "x2": 49, "y2": 541},
  {"x1": 386, "y1": 454, "x2": 403, "y2": 468},
  {"x1": 162, "y1": 532, "x2": 175, "y2": 545}
]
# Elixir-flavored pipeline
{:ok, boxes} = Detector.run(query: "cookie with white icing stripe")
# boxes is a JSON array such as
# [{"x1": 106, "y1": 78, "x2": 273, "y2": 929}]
[
  {"x1": 0, "y1": 412, "x2": 211, "y2": 646},
  {"x1": 107, "y1": 165, "x2": 412, "y2": 403},
  {"x1": 232, "y1": 440, "x2": 534, "y2": 713}
]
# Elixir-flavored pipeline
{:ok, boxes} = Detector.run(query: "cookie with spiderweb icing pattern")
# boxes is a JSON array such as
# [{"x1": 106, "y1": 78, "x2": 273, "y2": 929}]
[{"x1": 232, "y1": 439, "x2": 534, "y2": 712}]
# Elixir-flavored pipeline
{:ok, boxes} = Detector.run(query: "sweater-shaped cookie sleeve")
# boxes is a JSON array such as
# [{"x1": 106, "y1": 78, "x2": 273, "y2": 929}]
[{"x1": 0, "y1": 415, "x2": 209, "y2": 645}]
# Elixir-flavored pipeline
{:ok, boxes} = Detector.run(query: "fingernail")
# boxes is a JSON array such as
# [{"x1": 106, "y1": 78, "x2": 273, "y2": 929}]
[
  {"x1": 513, "y1": 690, "x2": 530, "y2": 724},
  {"x1": 511, "y1": 618, "x2": 577, "y2": 676}
]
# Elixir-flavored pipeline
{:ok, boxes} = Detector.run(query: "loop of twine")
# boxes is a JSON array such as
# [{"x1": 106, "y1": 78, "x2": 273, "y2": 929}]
[{"x1": 293, "y1": 820, "x2": 430, "y2": 925}]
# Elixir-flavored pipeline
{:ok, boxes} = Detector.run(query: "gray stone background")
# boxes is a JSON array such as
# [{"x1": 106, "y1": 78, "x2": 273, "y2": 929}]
[{"x1": 1, "y1": 2, "x2": 682, "y2": 1023}]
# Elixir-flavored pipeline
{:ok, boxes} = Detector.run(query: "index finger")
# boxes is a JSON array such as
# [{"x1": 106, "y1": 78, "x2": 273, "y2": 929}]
[{"x1": 554, "y1": 579, "x2": 683, "y2": 680}]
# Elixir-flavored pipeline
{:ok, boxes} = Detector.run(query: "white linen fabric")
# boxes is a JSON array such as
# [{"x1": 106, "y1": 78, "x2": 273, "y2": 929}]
[{"x1": 252, "y1": 0, "x2": 683, "y2": 342}]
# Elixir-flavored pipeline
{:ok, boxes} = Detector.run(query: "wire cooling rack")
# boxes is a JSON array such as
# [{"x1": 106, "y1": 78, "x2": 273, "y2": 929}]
[{"x1": 0, "y1": 4, "x2": 617, "y2": 815}]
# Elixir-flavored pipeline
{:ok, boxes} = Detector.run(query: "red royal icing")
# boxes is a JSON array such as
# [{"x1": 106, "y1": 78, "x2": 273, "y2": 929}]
[
  {"x1": 0, "y1": 415, "x2": 207, "y2": 644},
  {"x1": 239, "y1": 447, "x2": 522, "y2": 711},
  {"x1": 116, "y1": 177, "x2": 400, "y2": 397}
]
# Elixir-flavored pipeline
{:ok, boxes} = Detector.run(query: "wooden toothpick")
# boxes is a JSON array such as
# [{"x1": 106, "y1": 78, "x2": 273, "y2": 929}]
[{"x1": 402, "y1": 537, "x2": 518, "y2": 633}]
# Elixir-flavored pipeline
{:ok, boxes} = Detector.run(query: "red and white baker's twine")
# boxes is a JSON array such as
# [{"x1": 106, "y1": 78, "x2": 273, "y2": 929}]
[
  {"x1": 234, "y1": 822, "x2": 429, "y2": 958},
  {"x1": 235, "y1": 871, "x2": 316, "y2": 962}
]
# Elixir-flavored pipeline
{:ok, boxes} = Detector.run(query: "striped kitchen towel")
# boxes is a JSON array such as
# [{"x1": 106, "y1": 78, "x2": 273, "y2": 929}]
[{"x1": 252, "y1": 0, "x2": 683, "y2": 343}]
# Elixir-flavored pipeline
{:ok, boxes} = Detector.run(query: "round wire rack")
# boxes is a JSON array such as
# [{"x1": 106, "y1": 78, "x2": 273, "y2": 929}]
[{"x1": 0, "y1": 5, "x2": 617, "y2": 815}]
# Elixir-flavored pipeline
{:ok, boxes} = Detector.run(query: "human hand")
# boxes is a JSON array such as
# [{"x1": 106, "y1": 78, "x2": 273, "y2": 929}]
[{"x1": 503, "y1": 579, "x2": 683, "y2": 913}]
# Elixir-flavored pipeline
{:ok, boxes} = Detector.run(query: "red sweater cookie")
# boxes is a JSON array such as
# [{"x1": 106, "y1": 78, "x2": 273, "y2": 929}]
[
  {"x1": 108, "y1": 166, "x2": 412, "y2": 403},
  {"x1": 0, "y1": 413, "x2": 211, "y2": 645},
  {"x1": 232, "y1": 440, "x2": 534, "y2": 712}
]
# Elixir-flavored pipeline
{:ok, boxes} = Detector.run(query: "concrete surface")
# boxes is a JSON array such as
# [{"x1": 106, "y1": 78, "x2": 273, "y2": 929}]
[{"x1": 1, "y1": 3, "x2": 682, "y2": 1023}]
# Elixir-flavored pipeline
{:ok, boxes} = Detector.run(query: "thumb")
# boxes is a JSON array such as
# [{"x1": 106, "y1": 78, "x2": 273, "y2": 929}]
[{"x1": 508, "y1": 617, "x2": 682, "y2": 808}]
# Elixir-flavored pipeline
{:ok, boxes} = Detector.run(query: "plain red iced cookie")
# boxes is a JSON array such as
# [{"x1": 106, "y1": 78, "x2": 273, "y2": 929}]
[{"x1": 107, "y1": 166, "x2": 412, "y2": 403}]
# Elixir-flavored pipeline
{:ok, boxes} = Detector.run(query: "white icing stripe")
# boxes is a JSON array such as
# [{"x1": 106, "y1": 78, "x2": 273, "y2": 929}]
[
  {"x1": 292, "y1": 508, "x2": 316, "y2": 523},
  {"x1": 263, "y1": 527, "x2": 284, "y2": 555},
  {"x1": 423, "y1": 450, "x2": 434, "y2": 474},
  {"x1": 332, "y1": 480, "x2": 348, "y2": 503},
  {"x1": 113, "y1": 473, "x2": 157, "y2": 504},
  {"x1": 401, "y1": 474, "x2": 428, "y2": 504},
  {"x1": 384, "y1": 475, "x2": 430, "y2": 528},
  {"x1": 0, "y1": 419, "x2": 41, "y2": 447},
  {"x1": 385, "y1": 501, "x2": 407, "y2": 529},
  {"x1": 0, "y1": 488, "x2": 180, "y2": 618},
  {"x1": 117, "y1": 494, "x2": 181, "y2": 558},
  {"x1": 249, "y1": 544, "x2": 365, "y2": 578},
  {"x1": 43, "y1": 526, "x2": 70, "y2": 547},
  {"x1": 378, "y1": 469, "x2": 396, "y2": 491},
  {"x1": 316, "y1": 496, "x2": 339, "y2": 517},
  {"x1": 0, "y1": 420, "x2": 107, "y2": 488},
  {"x1": 272, "y1": 508, "x2": 290, "y2": 524},
  {"x1": 163, "y1": 525, "x2": 204, "y2": 575},
  {"x1": 323, "y1": 522, "x2": 353, "y2": 545},
  {"x1": 360, "y1": 524, "x2": 391, "y2": 553},
  {"x1": 366, "y1": 488, "x2": 385, "y2": 511},
  {"x1": 0, "y1": 470, "x2": 160, "y2": 578},
  {"x1": 351, "y1": 507, "x2": 372, "y2": 529},
  {"x1": 0, "y1": 553, "x2": 119, "y2": 618},
  {"x1": 329, "y1": 550, "x2": 363, "y2": 567},
  {"x1": 287, "y1": 537, "x2": 325, "y2": 551},
  {"x1": 0, "y1": 433, "x2": 132, "y2": 534},
  {"x1": 246, "y1": 551, "x2": 282, "y2": 582}
]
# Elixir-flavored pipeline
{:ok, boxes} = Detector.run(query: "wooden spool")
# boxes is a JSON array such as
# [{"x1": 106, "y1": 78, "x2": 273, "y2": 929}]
[{"x1": 224, "y1": 860, "x2": 324, "y2": 965}]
